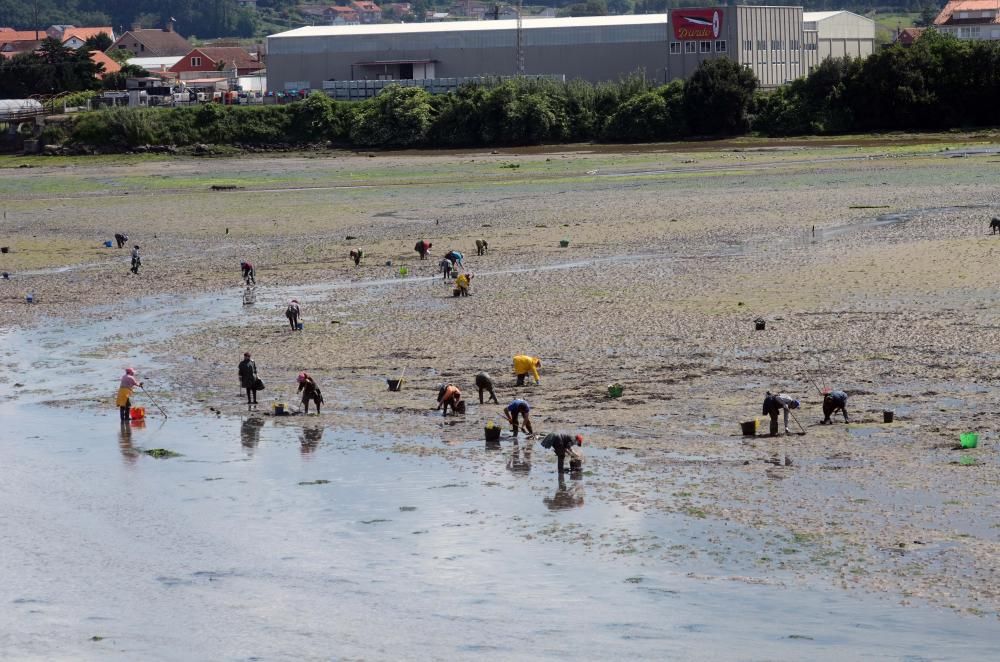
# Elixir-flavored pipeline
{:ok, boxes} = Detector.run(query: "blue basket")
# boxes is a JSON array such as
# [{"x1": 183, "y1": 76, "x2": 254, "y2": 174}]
[{"x1": 104, "y1": 240, "x2": 113, "y2": 247}]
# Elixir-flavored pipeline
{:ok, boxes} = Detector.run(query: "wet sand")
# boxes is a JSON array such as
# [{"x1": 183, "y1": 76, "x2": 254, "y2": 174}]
[{"x1": 3, "y1": 139, "x2": 1000, "y2": 638}]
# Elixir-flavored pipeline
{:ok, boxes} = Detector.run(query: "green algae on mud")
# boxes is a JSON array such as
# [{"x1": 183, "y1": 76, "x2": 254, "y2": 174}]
[{"x1": 141, "y1": 448, "x2": 182, "y2": 459}]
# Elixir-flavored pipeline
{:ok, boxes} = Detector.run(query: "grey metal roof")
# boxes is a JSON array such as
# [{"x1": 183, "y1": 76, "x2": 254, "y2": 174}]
[{"x1": 269, "y1": 14, "x2": 669, "y2": 39}]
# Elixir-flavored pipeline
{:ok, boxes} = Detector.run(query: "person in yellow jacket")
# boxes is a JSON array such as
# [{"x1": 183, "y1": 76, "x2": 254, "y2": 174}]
[
  {"x1": 455, "y1": 272, "x2": 472, "y2": 296},
  {"x1": 116, "y1": 367, "x2": 143, "y2": 423},
  {"x1": 512, "y1": 355, "x2": 541, "y2": 386}
]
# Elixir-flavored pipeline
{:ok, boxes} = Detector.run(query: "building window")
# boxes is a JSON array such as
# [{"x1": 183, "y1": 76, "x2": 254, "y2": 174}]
[
  {"x1": 700, "y1": 40, "x2": 711, "y2": 53},
  {"x1": 744, "y1": 39, "x2": 752, "y2": 51},
  {"x1": 670, "y1": 42, "x2": 681, "y2": 54},
  {"x1": 191, "y1": 56, "x2": 202, "y2": 66},
  {"x1": 959, "y1": 26, "x2": 981, "y2": 38},
  {"x1": 756, "y1": 39, "x2": 766, "y2": 50},
  {"x1": 715, "y1": 40, "x2": 726, "y2": 52},
  {"x1": 771, "y1": 39, "x2": 782, "y2": 50},
  {"x1": 790, "y1": 39, "x2": 799, "y2": 50},
  {"x1": 685, "y1": 41, "x2": 697, "y2": 53}
]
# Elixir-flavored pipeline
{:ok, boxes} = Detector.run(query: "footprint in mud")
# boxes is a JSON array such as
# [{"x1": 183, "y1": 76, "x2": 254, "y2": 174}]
[{"x1": 360, "y1": 519, "x2": 391, "y2": 525}]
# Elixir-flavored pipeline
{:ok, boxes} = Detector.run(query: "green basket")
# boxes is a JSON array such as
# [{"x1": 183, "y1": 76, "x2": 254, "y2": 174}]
[
  {"x1": 960, "y1": 432, "x2": 978, "y2": 449},
  {"x1": 559, "y1": 239, "x2": 570, "y2": 248},
  {"x1": 608, "y1": 384, "x2": 624, "y2": 398},
  {"x1": 398, "y1": 266, "x2": 409, "y2": 277}
]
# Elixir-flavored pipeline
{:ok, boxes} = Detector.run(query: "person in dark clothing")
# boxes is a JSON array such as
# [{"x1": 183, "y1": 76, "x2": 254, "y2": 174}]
[
  {"x1": 285, "y1": 299, "x2": 300, "y2": 331},
  {"x1": 475, "y1": 371, "x2": 499, "y2": 404},
  {"x1": 297, "y1": 372, "x2": 323, "y2": 415},
  {"x1": 130, "y1": 245, "x2": 141, "y2": 274},
  {"x1": 541, "y1": 432, "x2": 583, "y2": 474},
  {"x1": 475, "y1": 239, "x2": 488, "y2": 256},
  {"x1": 822, "y1": 390, "x2": 849, "y2": 424},
  {"x1": 238, "y1": 352, "x2": 258, "y2": 406},
  {"x1": 503, "y1": 398, "x2": 532, "y2": 437},
  {"x1": 444, "y1": 250, "x2": 464, "y2": 269},
  {"x1": 349, "y1": 249, "x2": 363, "y2": 267},
  {"x1": 115, "y1": 233, "x2": 128, "y2": 249},
  {"x1": 240, "y1": 261, "x2": 255, "y2": 285},
  {"x1": 762, "y1": 391, "x2": 800, "y2": 436},
  {"x1": 415, "y1": 240, "x2": 432, "y2": 260}
]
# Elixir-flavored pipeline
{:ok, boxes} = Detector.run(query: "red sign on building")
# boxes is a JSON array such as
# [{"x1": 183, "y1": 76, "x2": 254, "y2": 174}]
[{"x1": 671, "y1": 8, "x2": 723, "y2": 41}]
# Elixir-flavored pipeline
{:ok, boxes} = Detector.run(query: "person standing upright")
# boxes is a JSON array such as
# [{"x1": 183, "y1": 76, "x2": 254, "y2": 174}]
[{"x1": 238, "y1": 352, "x2": 259, "y2": 406}]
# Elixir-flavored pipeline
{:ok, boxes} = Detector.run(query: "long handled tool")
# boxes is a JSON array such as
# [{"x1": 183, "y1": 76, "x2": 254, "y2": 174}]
[
  {"x1": 140, "y1": 384, "x2": 169, "y2": 419},
  {"x1": 789, "y1": 409, "x2": 806, "y2": 436},
  {"x1": 397, "y1": 366, "x2": 406, "y2": 389}
]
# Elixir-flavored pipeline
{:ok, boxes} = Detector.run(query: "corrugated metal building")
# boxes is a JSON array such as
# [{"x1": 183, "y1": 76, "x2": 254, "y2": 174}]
[
  {"x1": 267, "y1": 16, "x2": 670, "y2": 92},
  {"x1": 266, "y1": 8, "x2": 875, "y2": 94}
]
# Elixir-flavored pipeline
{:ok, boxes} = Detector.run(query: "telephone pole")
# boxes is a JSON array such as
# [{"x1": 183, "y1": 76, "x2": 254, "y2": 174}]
[{"x1": 515, "y1": 0, "x2": 524, "y2": 75}]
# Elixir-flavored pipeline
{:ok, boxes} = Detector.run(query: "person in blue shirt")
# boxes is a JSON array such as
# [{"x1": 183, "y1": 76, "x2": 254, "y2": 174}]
[
  {"x1": 445, "y1": 250, "x2": 464, "y2": 269},
  {"x1": 503, "y1": 398, "x2": 533, "y2": 437}
]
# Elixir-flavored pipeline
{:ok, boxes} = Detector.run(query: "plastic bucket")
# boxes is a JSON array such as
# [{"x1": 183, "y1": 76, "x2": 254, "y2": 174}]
[
  {"x1": 608, "y1": 384, "x2": 624, "y2": 398},
  {"x1": 485, "y1": 426, "x2": 501, "y2": 443},
  {"x1": 755, "y1": 320, "x2": 766, "y2": 331},
  {"x1": 130, "y1": 406, "x2": 145, "y2": 421},
  {"x1": 559, "y1": 240, "x2": 570, "y2": 248},
  {"x1": 273, "y1": 403, "x2": 286, "y2": 415},
  {"x1": 25, "y1": 294, "x2": 34, "y2": 304},
  {"x1": 741, "y1": 420, "x2": 757, "y2": 436},
  {"x1": 386, "y1": 379, "x2": 401, "y2": 391},
  {"x1": 399, "y1": 266, "x2": 408, "y2": 277},
  {"x1": 296, "y1": 322, "x2": 304, "y2": 330},
  {"x1": 960, "y1": 433, "x2": 978, "y2": 449},
  {"x1": 452, "y1": 289, "x2": 461, "y2": 297},
  {"x1": 0, "y1": 247, "x2": 8, "y2": 254},
  {"x1": 883, "y1": 410, "x2": 894, "y2": 423},
  {"x1": 104, "y1": 240, "x2": 113, "y2": 248}
]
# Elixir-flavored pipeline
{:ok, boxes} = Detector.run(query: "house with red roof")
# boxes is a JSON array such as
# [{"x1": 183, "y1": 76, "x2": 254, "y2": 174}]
[
  {"x1": 324, "y1": 6, "x2": 361, "y2": 24},
  {"x1": 893, "y1": 27, "x2": 925, "y2": 46},
  {"x1": 169, "y1": 47, "x2": 264, "y2": 78},
  {"x1": 351, "y1": 1, "x2": 383, "y2": 23},
  {"x1": 61, "y1": 27, "x2": 116, "y2": 49},
  {"x1": 109, "y1": 24, "x2": 192, "y2": 57},
  {"x1": 89, "y1": 50, "x2": 121, "y2": 78},
  {"x1": 934, "y1": 0, "x2": 1000, "y2": 40}
]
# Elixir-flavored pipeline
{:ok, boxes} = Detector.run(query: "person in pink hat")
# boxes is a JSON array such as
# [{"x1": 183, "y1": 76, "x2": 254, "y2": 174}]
[{"x1": 116, "y1": 368, "x2": 143, "y2": 422}]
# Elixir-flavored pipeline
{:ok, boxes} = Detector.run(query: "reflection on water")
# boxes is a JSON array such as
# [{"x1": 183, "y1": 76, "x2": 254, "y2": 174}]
[
  {"x1": 506, "y1": 445, "x2": 531, "y2": 474},
  {"x1": 240, "y1": 417, "x2": 264, "y2": 455},
  {"x1": 117, "y1": 421, "x2": 137, "y2": 466},
  {"x1": 300, "y1": 425, "x2": 324, "y2": 456},
  {"x1": 544, "y1": 476, "x2": 585, "y2": 511}
]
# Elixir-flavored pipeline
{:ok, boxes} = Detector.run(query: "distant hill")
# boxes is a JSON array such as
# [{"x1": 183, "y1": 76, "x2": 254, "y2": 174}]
[{"x1": 0, "y1": 0, "x2": 261, "y2": 39}]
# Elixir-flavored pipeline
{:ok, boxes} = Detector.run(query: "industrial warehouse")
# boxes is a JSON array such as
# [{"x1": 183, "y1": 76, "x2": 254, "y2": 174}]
[{"x1": 266, "y1": 7, "x2": 874, "y2": 97}]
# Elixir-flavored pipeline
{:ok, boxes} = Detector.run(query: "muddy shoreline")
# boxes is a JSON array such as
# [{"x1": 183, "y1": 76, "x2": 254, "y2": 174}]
[{"x1": 3, "y1": 141, "x2": 1000, "y2": 628}]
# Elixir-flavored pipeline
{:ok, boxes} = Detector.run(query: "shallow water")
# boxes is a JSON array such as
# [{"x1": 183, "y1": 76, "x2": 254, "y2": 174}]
[
  {"x1": 3, "y1": 268, "x2": 1000, "y2": 659},
  {"x1": 5, "y1": 405, "x2": 1000, "y2": 660}
]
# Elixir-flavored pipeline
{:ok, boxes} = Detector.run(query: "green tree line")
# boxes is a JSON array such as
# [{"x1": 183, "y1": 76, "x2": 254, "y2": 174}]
[
  {"x1": 0, "y1": 0, "x2": 257, "y2": 39},
  {"x1": 50, "y1": 32, "x2": 1000, "y2": 151}
]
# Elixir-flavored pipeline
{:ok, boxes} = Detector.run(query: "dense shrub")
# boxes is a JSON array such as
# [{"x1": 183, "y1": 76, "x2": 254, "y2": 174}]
[{"x1": 57, "y1": 33, "x2": 1000, "y2": 152}]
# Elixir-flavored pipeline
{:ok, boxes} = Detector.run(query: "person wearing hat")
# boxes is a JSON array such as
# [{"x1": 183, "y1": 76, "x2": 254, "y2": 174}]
[
  {"x1": 762, "y1": 391, "x2": 800, "y2": 436},
  {"x1": 474, "y1": 371, "x2": 499, "y2": 404},
  {"x1": 130, "y1": 245, "x2": 142, "y2": 274},
  {"x1": 285, "y1": 299, "x2": 301, "y2": 331},
  {"x1": 238, "y1": 352, "x2": 259, "y2": 406},
  {"x1": 540, "y1": 433, "x2": 583, "y2": 474},
  {"x1": 116, "y1": 368, "x2": 143, "y2": 422},
  {"x1": 512, "y1": 355, "x2": 541, "y2": 386},
  {"x1": 444, "y1": 250, "x2": 464, "y2": 269},
  {"x1": 297, "y1": 371, "x2": 323, "y2": 415},
  {"x1": 822, "y1": 390, "x2": 849, "y2": 424},
  {"x1": 436, "y1": 383, "x2": 463, "y2": 416},
  {"x1": 503, "y1": 398, "x2": 533, "y2": 437}
]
